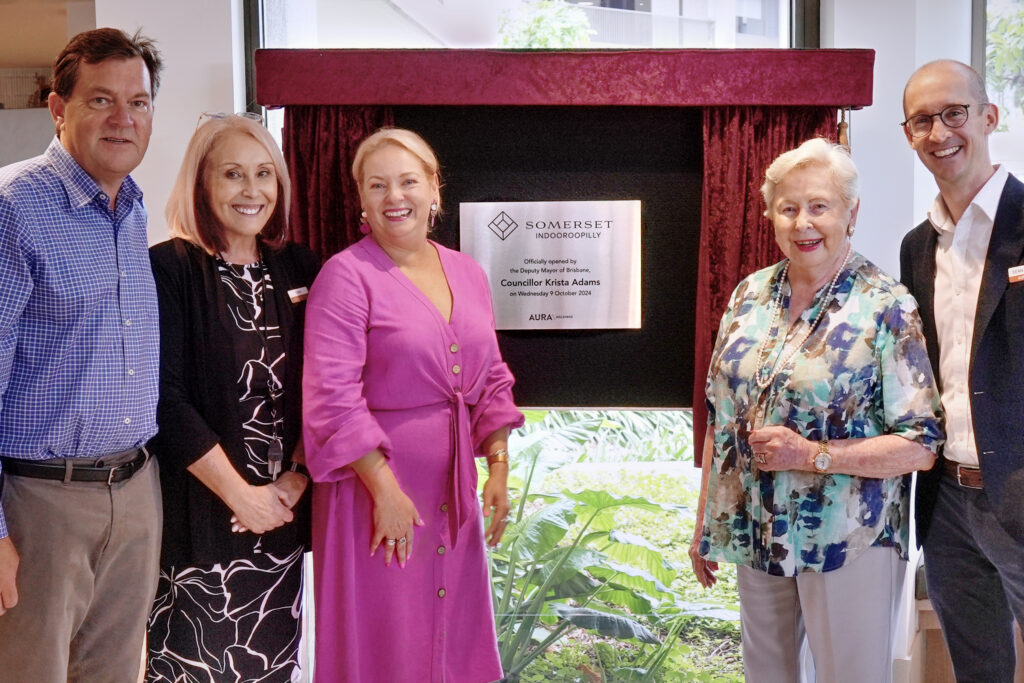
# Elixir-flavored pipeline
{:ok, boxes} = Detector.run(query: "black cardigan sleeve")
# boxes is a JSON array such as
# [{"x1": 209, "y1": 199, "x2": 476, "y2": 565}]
[{"x1": 149, "y1": 239, "x2": 222, "y2": 474}]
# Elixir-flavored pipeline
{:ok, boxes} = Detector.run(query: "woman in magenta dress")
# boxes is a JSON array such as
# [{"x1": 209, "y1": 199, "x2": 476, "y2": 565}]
[{"x1": 303, "y1": 127, "x2": 523, "y2": 682}]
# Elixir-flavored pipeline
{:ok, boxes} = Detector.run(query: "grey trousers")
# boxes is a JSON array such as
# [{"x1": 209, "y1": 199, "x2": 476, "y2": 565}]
[
  {"x1": 0, "y1": 454, "x2": 161, "y2": 683},
  {"x1": 924, "y1": 476, "x2": 1024, "y2": 683},
  {"x1": 737, "y1": 547, "x2": 906, "y2": 683}
]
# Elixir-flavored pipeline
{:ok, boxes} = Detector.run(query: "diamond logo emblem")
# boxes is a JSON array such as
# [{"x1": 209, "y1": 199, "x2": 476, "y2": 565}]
[{"x1": 488, "y1": 211, "x2": 518, "y2": 240}]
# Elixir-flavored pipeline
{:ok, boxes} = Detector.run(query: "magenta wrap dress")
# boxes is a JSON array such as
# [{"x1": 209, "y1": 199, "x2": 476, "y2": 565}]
[{"x1": 303, "y1": 235, "x2": 524, "y2": 682}]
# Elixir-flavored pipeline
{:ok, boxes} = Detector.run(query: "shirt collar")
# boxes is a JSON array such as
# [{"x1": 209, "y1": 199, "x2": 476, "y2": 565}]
[
  {"x1": 44, "y1": 136, "x2": 143, "y2": 210},
  {"x1": 928, "y1": 164, "x2": 1010, "y2": 235}
]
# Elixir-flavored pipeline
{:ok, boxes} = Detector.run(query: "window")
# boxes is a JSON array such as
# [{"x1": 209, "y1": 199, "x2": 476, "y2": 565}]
[{"x1": 986, "y1": 0, "x2": 1024, "y2": 177}]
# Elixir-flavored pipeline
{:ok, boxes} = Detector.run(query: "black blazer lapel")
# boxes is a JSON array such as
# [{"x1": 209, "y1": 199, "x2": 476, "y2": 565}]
[
  {"x1": 972, "y1": 175, "x2": 1024, "y2": 365},
  {"x1": 915, "y1": 228, "x2": 941, "y2": 385}
]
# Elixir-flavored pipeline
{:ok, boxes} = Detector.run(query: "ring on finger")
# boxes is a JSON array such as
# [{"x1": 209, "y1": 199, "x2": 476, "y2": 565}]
[
  {"x1": 755, "y1": 452, "x2": 767, "y2": 464},
  {"x1": 398, "y1": 537, "x2": 407, "y2": 546},
  {"x1": 385, "y1": 538, "x2": 397, "y2": 546}
]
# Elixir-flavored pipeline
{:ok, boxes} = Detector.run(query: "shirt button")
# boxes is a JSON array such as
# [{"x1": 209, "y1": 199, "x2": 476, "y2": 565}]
[
  {"x1": 124, "y1": 417, "x2": 131, "y2": 425},
  {"x1": 440, "y1": 503, "x2": 448, "y2": 512},
  {"x1": 124, "y1": 319, "x2": 132, "y2": 326},
  {"x1": 120, "y1": 271, "x2": 127, "y2": 278},
  {"x1": 437, "y1": 546, "x2": 446, "y2": 555},
  {"x1": 450, "y1": 343, "x2": 459, "y2": 353},
  {"x1": 127, "y1": 369, "x2": 135, "y2": 376},
  {"x1": 437, "y1": 588, "x2": 446, "y2": 598},
  {"x1": 452, "y1": 365, "x2": 461, "y2": 374}
]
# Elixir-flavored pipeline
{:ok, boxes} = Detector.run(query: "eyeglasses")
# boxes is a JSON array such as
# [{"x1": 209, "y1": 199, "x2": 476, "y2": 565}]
[
  {"x1": 195, "y1": 110, "x2": 264, "y2": 129},
  {"x1": 900, "y1": 104, "x2": 973, "y2": 138}
]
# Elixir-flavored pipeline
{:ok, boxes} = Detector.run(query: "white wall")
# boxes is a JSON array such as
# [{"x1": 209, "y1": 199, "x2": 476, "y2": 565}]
[
  {"x1": 94, "y1": 0, "x2": 243, "y2": 244},
  {"x1": 821, "y1": 0, "x2": 972, "y2": 276},
  {"x1": 0, "y1": 108, "x2": 54, "y2": 167}
]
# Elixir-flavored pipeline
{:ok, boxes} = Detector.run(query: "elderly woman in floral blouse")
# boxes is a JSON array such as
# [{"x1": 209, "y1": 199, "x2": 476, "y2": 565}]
[{"x1": 689, "y1": 138, "x2": 943, "y2": 683}]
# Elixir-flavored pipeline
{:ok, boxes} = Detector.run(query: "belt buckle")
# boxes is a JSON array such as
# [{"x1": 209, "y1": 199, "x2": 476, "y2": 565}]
[
  {"x1": 955, "y1": 465, "x2": 981, "y2": 489},
  {"x1": 107, "y1": 465, "x2": 118, "y2": 486}
]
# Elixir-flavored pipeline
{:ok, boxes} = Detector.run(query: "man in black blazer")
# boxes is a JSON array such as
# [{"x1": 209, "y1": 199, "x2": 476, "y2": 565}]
[{"x1": 900, "y1": 59, "x2": 1024, "y2": 682}]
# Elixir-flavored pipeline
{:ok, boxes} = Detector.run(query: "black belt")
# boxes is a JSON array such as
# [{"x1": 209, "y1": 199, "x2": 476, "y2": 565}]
[{"x1": 0, "y1": 448, "x2": 149, "y2": 485}]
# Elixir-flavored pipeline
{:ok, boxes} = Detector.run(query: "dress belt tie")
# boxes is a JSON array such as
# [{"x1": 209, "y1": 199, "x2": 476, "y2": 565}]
[{"x1": 448, "y1": 390, "x2": 477, "y2": 548}]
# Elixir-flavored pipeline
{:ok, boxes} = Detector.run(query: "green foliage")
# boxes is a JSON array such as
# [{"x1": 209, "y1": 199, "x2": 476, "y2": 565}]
[
  {"x1": 987, "y1": 1, "x2": 1024, "y2": 115},
  {"x1": 490, "y1": 409, "x2": 742, "y2": 682},
  {"x1": 499, "y1": 0, "x2": 596, "y2": 49}
]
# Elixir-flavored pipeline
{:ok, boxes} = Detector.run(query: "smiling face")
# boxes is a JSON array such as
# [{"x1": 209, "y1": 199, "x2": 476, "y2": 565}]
[
  {"x1": 903, "y1": 61, "x2": 997, "y2": 197},
  {"x1": 358, "y1": 143, "x2": 439, "y2": 247},
  {"x1": 770, "y1": 163, "x2": 857, "y2": 284},
  {"x1": 202, "y1": 130, "x2": 278, "y2": 253},
  {"x1": 48, "y1": 56, "x2": 154, "y2": 199}
]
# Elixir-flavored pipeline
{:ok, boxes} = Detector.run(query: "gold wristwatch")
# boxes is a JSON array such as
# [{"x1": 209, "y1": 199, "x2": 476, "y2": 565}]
[{"x1": 813, "y1": 440, "x2": 832, "y2": 473}]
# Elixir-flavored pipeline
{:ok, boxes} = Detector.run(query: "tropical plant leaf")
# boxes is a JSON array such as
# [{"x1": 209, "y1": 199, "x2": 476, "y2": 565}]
[
  {"x1": 593, "y1": 588, "x2": 654, "y2": 615},
  {"x1": 671, "y1": 599, "x2": 741, "y2": 621},
  {"x1": 604, "y1": 530, "x2": 676, "y2": 586},
  {"x1": 549, "y1": 603, "x2": 661, "y2": 644},
  {"x1": 502, "y1": 498, "x2": 575, "y2": 561},
  {"x1": 563, "y1": 489, "x2": 677, "y2": 513},
  {"x1": 588, "y1": 560, "x2": 673, "y2": 596},
  {"x1": 521, "y1": 409, "x2": 550, "y2": 424}
]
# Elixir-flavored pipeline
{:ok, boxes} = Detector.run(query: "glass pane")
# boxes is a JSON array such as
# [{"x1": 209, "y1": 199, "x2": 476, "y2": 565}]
[{"x1": 987, "y1": 0, "x2": 1024, "y2": 177}]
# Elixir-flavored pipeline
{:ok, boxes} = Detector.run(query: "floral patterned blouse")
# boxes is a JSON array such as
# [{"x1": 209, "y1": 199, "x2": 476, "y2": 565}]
[{"x1": 698, "y1": 253, "x2": 943, "y2": 576}]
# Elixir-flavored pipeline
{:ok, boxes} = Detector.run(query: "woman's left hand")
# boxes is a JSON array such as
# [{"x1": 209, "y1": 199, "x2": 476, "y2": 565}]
[
  {"x1": 748, "y1": 426, "x2": 814, "y2": 472},
  {"x1": 481, "y1": 464, "x2": 510, "y2": 547},
  {"x1": 271, "y1": 470, "x2": 309, "y2": 509}
]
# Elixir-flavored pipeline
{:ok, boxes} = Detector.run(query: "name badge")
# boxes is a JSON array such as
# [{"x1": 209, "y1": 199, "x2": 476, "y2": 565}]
[
  {"x1": 288, "y1": 286, "x2": 309, "y2": 303},
  {"x1": 1008, "y1": 265, "x2": 1024, "y2": 284}
]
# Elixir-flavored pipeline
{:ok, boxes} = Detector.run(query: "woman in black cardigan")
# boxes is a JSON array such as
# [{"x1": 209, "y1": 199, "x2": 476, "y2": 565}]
[{"x1": 146, "y1": 114, "x2": 319, "y2": 682}]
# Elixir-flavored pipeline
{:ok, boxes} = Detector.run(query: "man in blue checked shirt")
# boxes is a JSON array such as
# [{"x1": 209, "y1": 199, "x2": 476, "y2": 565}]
[{"x1": 0, "y1": 28, "x2": 164, "y2": 682}]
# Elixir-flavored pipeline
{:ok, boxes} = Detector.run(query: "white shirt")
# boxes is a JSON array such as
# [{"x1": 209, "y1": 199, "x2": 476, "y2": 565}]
[{"x1": 929, "y1": 164, "x2": 1009, "y2": 466}]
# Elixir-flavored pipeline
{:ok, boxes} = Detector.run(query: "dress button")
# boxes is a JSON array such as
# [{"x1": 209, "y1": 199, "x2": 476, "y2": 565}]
[
  {"x1": 452, "y1": 365, "x2": 461, "y2": 374},
  {"x1": 437, "y1": 546, "x2": 446, "y2": 555},
  {"x1": 440, "y1": 503, "x2": 448, "y2": 512},
  {"x1": 450, "y1": 343, "x2": 459, "y2": 353},
  {"x1": 437, "y1": 588, "x2": 446, "y2": 598}
]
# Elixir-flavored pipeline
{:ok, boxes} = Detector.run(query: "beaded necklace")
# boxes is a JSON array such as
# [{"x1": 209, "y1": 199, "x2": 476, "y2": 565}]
[{"x1": 754, "y1": 244, "x2": 852, "y2": 390}]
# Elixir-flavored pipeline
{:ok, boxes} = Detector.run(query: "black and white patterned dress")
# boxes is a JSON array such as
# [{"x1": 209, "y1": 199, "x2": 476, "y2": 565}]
[{"x1": 147, "y1": 259, "x2": 304, "y2": 683}]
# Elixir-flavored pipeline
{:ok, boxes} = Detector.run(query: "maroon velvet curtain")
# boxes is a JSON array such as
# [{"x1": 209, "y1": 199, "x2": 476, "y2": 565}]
[
  {"x1": 692, "y1": 105, "x2": 837, "y2": 464},
  {"x1": 282, "y1": 105, "x2": 394, "y2": 260}
]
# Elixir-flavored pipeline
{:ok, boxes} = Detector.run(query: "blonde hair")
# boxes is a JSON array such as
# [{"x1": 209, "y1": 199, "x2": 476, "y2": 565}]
[
  {"x1": 352, "y1": 127, "x2": 442, "y2": 213},
  {"x1": 166, "y1": 114, "x2": 291, "y2": 253},
  {"x1": 760, "y1": 138, "x2": 859, "y2": 218}
]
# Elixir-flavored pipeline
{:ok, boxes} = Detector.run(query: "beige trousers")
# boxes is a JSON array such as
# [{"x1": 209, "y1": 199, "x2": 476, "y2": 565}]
[
  {"x1": 737, "y1": 547, "x2": 907, "y2": 683},
  {"x1": 0, "y1": 455, "x2": 161, "y2": 683}
]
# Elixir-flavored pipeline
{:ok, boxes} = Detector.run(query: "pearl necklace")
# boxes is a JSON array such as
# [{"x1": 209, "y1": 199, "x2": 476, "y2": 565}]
[{"x1": 754, "y1": 245, "x2": 853, "y2": 390}]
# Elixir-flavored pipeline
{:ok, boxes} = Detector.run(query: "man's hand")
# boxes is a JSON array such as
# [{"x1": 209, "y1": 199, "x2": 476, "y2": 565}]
[{"x1": 0, "y1": 536, "x2": 19, "y2": 616}]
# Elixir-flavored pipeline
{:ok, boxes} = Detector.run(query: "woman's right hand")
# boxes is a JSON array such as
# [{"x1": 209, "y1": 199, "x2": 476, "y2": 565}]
[
  {"x1": 689, "y1": 537, "x2": 718, "y2": 588},
  {"x1": 350, "y1": 450, "x2": 424, "y2": 568},
  {"x1": 228, "y1": 484, "x2": 295, "y2": 535},
  {"x1": 369, "y1": 483, "x2": 423, "y2": 568}
]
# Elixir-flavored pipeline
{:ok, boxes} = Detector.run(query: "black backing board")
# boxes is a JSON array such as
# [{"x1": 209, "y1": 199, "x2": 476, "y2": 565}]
[{"x1": 393, "y1": 106, "x2": 701, "y2": 407}]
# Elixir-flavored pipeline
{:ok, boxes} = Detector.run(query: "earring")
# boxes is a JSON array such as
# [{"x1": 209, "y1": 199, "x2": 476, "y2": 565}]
[
  {"x1": 847, "y1": 223, "x2": 856, "y2": 237},
  {"x1": 429, "y1": 201, "x2": 438, "y2": 230},
  {"x1": 359, "y1": 210, "x2": 370, "y2": 235}
]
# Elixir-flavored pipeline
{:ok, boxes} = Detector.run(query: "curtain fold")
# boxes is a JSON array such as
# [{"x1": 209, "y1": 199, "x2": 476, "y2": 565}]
[
  {"x1": 692, "y1": 106, "x2": 837, "y2": 464},
  {"x1": 282, "y1": 105, "x2": 394, "y2": 260}
]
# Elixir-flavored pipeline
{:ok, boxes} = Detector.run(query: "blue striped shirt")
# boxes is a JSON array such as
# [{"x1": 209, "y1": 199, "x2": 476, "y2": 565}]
[{"x1": 0, "y1": 138, "x2": 159, "y2": 537}]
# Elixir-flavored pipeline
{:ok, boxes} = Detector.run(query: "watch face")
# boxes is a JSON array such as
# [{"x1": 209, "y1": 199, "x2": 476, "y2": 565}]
[{"x1": 814, "y1": 453, "x2": 830, "y2": 472}]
